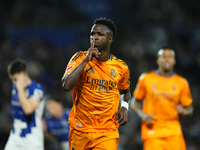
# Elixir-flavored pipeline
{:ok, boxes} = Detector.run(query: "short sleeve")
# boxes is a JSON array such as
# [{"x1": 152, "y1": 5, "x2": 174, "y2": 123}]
[
  {"x1": 118, "y1": 65, "x2": 130, "y2": 90},
  {"x1": 31, "y1": 88, "x2": 44, "y2": 101},
  {"x1": 180, "y1": 79, "x2": 193, "y2": 107},
  {"x1": 63, "y1": 51, "x2": 85, "y2": 76},
  {"x1": 133, "y1": 73, "x2": 146, "y2": 100}
]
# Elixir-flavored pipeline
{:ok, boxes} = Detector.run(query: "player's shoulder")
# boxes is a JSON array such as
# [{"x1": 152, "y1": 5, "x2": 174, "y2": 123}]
[
  {"x1": 110, "y1": 54, "x2": 128, "y2": 68},
  {"x1": 31, "y1": 81, "x2": 44, "y2": 90},
  {"x1": 174, "y1": 73, "x2": 189, "y2": 84},
  {"x1": 138, "y1": 70, "x2": 155, "y2": 80},
  {"x1": 71, "y1": 51, "x2": 87, "y2": 61}
]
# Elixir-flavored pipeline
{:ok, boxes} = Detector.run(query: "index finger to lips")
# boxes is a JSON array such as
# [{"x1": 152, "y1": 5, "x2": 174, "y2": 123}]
[{"x1": 91, "y1": 38, "x2": 95, "y2": 48}]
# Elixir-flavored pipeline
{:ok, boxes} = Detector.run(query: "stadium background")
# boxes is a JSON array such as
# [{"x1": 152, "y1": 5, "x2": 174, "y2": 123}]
[{"x1": 0, "y1": 0, "x2": 200, "y2": 149}]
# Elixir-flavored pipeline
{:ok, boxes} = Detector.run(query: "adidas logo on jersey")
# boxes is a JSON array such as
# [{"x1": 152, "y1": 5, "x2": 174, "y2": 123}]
[{"x1": 86, "y1": 67, "x2": 94, "y2": 73}]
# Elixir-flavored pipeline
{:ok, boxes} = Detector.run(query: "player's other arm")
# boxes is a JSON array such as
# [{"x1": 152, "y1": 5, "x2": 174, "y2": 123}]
[
  {"x1": 174, "y1": 79, "x2": 194, "y2": 118},
  {"x1": 116, "y1": 87, "x2": 131, "y2": 126},
  {"x1": 130, "y1": 97, "x2": 154, "y2": 125},
  {"x1": 174, "y1": 104, "x2": 193, "y2": 118}
]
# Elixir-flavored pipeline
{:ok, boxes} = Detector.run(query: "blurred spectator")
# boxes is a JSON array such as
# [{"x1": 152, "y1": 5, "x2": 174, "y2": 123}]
[{"x1": 43, "y1": 95, "x2": 70, "y2": 150}]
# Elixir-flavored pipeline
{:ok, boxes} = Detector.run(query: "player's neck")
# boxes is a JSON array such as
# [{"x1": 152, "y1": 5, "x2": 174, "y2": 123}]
[
  {"x1": 158, "y1": 69, "x2": 174, "y2": 77},
  {"x1": 97, "y1": 50, "x2": 110, "y2": 62}
]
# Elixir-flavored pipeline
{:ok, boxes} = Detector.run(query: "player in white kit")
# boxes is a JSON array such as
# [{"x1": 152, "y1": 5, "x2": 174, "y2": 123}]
[{"x1": 4, "y1": 59, "x2": 45, "y2": 150}]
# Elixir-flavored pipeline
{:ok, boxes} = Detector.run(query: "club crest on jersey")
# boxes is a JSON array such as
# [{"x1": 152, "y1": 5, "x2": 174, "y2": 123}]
[
  {"x1": 172, "y1": 85, "x2": 176, "y2": 90},
  {"x1": 110, "y1": 69, "x2": 116, "y2": 78},
  {"x1": 67, "y1": 65, "x2": 74, "y2": 72},
  {"x1": 151, "y1": 85, "x2": 157, "y2": 89}
]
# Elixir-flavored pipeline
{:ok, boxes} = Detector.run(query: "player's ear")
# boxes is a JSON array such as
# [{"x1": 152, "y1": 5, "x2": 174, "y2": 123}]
[
  {"x1": 173, "y1": 59, "x2": 176, "y2": 65},
  {"x1": 109, "y1": 37, "x2": 113, "y2": 44}
]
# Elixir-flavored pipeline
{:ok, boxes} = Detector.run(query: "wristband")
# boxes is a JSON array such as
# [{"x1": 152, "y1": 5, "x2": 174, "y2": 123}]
[{"x1": 121, "y1": 100, "x2": 129, "y2": 111}]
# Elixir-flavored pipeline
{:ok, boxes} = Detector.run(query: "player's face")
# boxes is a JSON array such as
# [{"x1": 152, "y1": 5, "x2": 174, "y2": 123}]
[
  {"x1": 157, "y1": 49, "x2": 176, "y2": 71},
  {"x1": 90, "y1": 24, "x2": 113, "y2": 52},
  {"x1": 9, "y1": 72, "x2": 27, "y2": 85},
  {"x1": 10, "y1": 73, "x2": 20, "y2": 85}
]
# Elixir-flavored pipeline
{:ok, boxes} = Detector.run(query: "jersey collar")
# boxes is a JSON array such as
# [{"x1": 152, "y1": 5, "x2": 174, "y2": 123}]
[{"x1": 155, "y1": 69, "x2": 175, "y2": 77}]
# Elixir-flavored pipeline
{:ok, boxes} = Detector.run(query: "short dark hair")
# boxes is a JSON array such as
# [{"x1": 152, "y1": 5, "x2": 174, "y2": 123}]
[
  {"x1": 159, "y1": 45, "x2": 174, "y2": 51},
  {"x1": 157, "y1": 45, "x2": 176, "y2": 58},
  {"x1": 7, "y1": 59, "x2": 27, "y2": 76},
  {"x1": 94, "y1": 17, "x2": 116, "y2": 38}
]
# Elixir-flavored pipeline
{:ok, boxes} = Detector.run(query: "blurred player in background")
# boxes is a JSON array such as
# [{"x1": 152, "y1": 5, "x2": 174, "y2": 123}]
[
  {"x1": 131, "y1": 46, "x2": 193, "y2": 150},
  {"x1": 61, "y1": 17, "x2": 131, "y2": 150},
  {"x1": 5, "y1": 59, "x2": 45, "y2": 150},
  {"x1": 43, "y1": 95, "x2": 70, "y2": 150}
]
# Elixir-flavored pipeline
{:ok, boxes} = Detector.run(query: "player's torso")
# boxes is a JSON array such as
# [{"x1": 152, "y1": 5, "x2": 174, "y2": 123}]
[
  {"x1": 71, "y1": 53, "x2": 128, "y2": 130},
  {"x1": 76, "y1": 56, "x2": 125, "y2": 108},
  {"x1": 141, "y1": 71, "x2": 184, "y2": 139},
  {"x1": 11, "y1": 81, "x2": 44, "y2": 140},
  {"x1": 82, "y1": 58, "x2": 122, "y2": 92},
  {"x1": 143, "y1": 71, "x2": 183, "y2": 118}
]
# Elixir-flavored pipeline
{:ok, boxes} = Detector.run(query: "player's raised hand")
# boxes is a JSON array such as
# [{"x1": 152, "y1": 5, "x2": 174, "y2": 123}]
[
  {"x1": 15, "y1": 72, "x2": 27, "y2": 90},
  {"x1": 85, "y1": 39, "x2": 101, "y2": 62}
]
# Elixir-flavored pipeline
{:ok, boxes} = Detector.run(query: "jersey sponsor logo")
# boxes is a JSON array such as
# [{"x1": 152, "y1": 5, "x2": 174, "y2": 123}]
[
  {"x1": 11, "y1": 100, "x2": 21, "y2": 106},
  {"x1": 153, "y1": 91, "x2": 174, "y2": 102},
  {"x1": 86, "y1": 67, "x2": 94, "y2": 73},
  {"x1": 110, "y1": 69, "x2": 116, "y2": 78},
  {"x1": 67, "y1": 65, "x2": 74, "y2": 72},
  {"x1": 86, "y1": 76, "x2": 117, "y2": 92}
]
